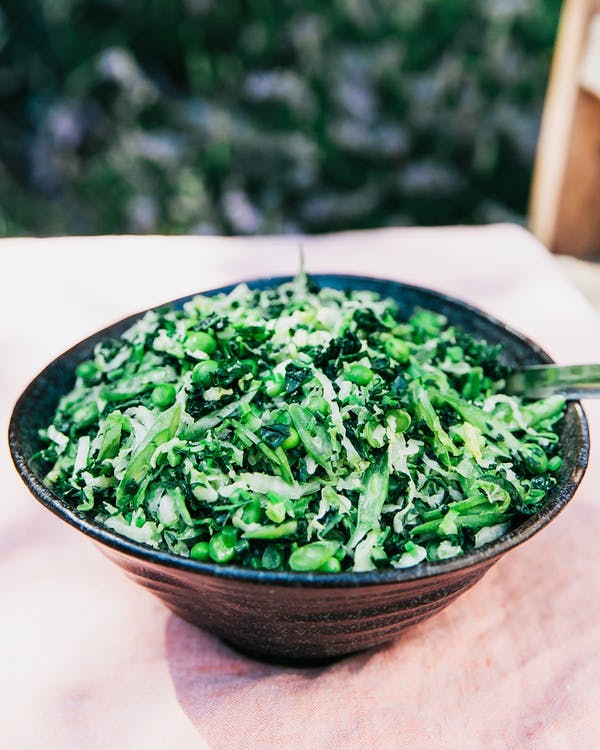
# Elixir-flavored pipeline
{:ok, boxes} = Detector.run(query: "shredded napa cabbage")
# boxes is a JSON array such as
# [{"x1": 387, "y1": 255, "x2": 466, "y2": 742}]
[{"x1": 39, "y1": 274, "x2": 566, "y2": 572}]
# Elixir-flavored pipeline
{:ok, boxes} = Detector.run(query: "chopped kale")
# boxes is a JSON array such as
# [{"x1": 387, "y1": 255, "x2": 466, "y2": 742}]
[
  {"x1": 314, "y1": 330, "x2": 362, "y2": 377},
  {"x1": 284, "y1": 363, "x2": 311, "y2": 395},
  {"x1": 261, "y1": 422, "x2": 291, "y2": 449},
  {"x1": 41, "y1": 274, "x2": 565, "y2": 572},
  {"x1": 455, "y1": 331, "x2": 510, "y2": 381}
]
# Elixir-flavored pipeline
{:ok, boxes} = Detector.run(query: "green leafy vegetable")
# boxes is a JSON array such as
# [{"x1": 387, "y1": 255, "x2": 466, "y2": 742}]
[
  {"x1": 40, "y1": 275, "x2": 565, "y2": 572},
  {"x1": 260, "y1": 423, "x2": 291, "y2": 449}
]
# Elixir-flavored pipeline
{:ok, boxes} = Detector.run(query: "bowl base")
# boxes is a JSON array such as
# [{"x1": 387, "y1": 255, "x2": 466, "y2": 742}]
[{"x1": 222, "y1": 637, "x2": 363, "y2": 668}]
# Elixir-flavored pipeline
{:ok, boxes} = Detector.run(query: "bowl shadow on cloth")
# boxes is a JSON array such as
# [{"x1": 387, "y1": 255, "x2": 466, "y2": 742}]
[{"x1": 163, "y1": 611, "x2": 384, "y2": 746}]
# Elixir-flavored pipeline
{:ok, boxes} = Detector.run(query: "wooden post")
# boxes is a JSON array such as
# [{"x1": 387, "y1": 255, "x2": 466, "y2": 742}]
[{"x1": 529, "y1": 0, "x2": 600, "y2": 256}]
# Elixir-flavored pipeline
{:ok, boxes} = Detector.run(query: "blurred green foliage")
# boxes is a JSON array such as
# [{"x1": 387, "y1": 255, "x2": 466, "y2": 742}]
[{"x1": 0, "y1": 0, "x2": 561, "y2": 236}]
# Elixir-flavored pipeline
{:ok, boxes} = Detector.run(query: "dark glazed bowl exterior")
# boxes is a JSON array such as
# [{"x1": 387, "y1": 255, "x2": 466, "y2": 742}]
[{"x1": 9, "y1": 275, "x2": 589, "y2": 662}]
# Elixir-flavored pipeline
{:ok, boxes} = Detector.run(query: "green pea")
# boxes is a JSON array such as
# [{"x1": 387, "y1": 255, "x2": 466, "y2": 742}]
[
  {"x1": 72, "y1": 402, "x2": 99, "y2": 428},
  {"x1": 345, "y1": 363, "x2": 373, "y2": 386},
  {"x1": 209, "y1": 532, "x2": 237, "y2": 563},
  {"x1": 318, "y1": 557, "x2": 342, "y2": 573},
  {"x1": 264, "y1": 372, "x2": 285, "y2": 397},
  {"x1": 384, "y1": 336, "x2": 410, "y2": 363},
  {"x1": 151, "y1": 383, "x2": 176, "y2": 409},
  {"x1": 548, "y1": 455, "x2": 562, "y2": 472},
  {"x1": 191, "y1": 359, "x2": 218, "y2": 385},
  {"x1": 522, "y1": 444, "x2": 549, "y2": 475},
  {"x1": 190, "y1": 541, "x2": 210, "y2": 561},
  {"x1": 281, "y1": 427, "x2": 300, "y2": 451},
  {"x1": 186, "y1": 331, "x2": 217, "y2": 354},
  {"x1": 388, "y1": 409, "x2": 411, "y2": 433},
  {"x1": 305, "y1": 396, "x2": 329, "y2": 415},
  {"x1": 261, "y1": 546, "x2": 282, "y2": 570},
  {"x1": 76, "y1": 360, "x2": 99, "y2": 384}
]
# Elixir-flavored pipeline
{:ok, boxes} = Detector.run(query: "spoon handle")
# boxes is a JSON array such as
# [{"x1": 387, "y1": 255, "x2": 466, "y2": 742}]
[{"x1": 506, "y1": 364, "x2": 600, "y2": 399}]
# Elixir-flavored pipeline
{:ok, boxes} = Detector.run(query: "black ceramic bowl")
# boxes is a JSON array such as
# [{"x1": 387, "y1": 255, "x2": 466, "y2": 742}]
[{"x1": 9, "y1": 275, "x2": 589, "y2": 663}]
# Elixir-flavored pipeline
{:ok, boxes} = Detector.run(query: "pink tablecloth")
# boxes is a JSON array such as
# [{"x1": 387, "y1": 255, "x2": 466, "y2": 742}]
[{"x1": 2, "y1": 225, "x2": 600, "y2": 749}]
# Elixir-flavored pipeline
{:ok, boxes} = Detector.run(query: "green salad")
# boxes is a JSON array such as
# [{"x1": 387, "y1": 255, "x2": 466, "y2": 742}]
[{"x1": 40, "y1": 275, "x2": 565, "y2": 572}]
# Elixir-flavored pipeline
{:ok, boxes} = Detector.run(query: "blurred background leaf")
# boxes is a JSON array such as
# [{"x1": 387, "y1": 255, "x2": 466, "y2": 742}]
[{"x1": 0, "y1": 0, "x2": 562, "y2": 236}]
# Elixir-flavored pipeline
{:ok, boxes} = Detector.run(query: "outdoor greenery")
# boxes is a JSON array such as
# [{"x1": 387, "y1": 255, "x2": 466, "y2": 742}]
[{"x1": 0, "y1": 0, "x2": 562, "y2": 236}]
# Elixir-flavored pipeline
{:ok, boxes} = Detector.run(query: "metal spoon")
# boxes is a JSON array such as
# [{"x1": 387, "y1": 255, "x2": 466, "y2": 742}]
[{"x1": 505, "y1": 364, "x2": 600, "y2": 399}]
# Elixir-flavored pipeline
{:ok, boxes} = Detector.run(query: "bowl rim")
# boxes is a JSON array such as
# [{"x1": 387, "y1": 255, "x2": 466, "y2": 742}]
[{"x1": 8, "y1": 273, "x2": 589, "y2": 588}]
